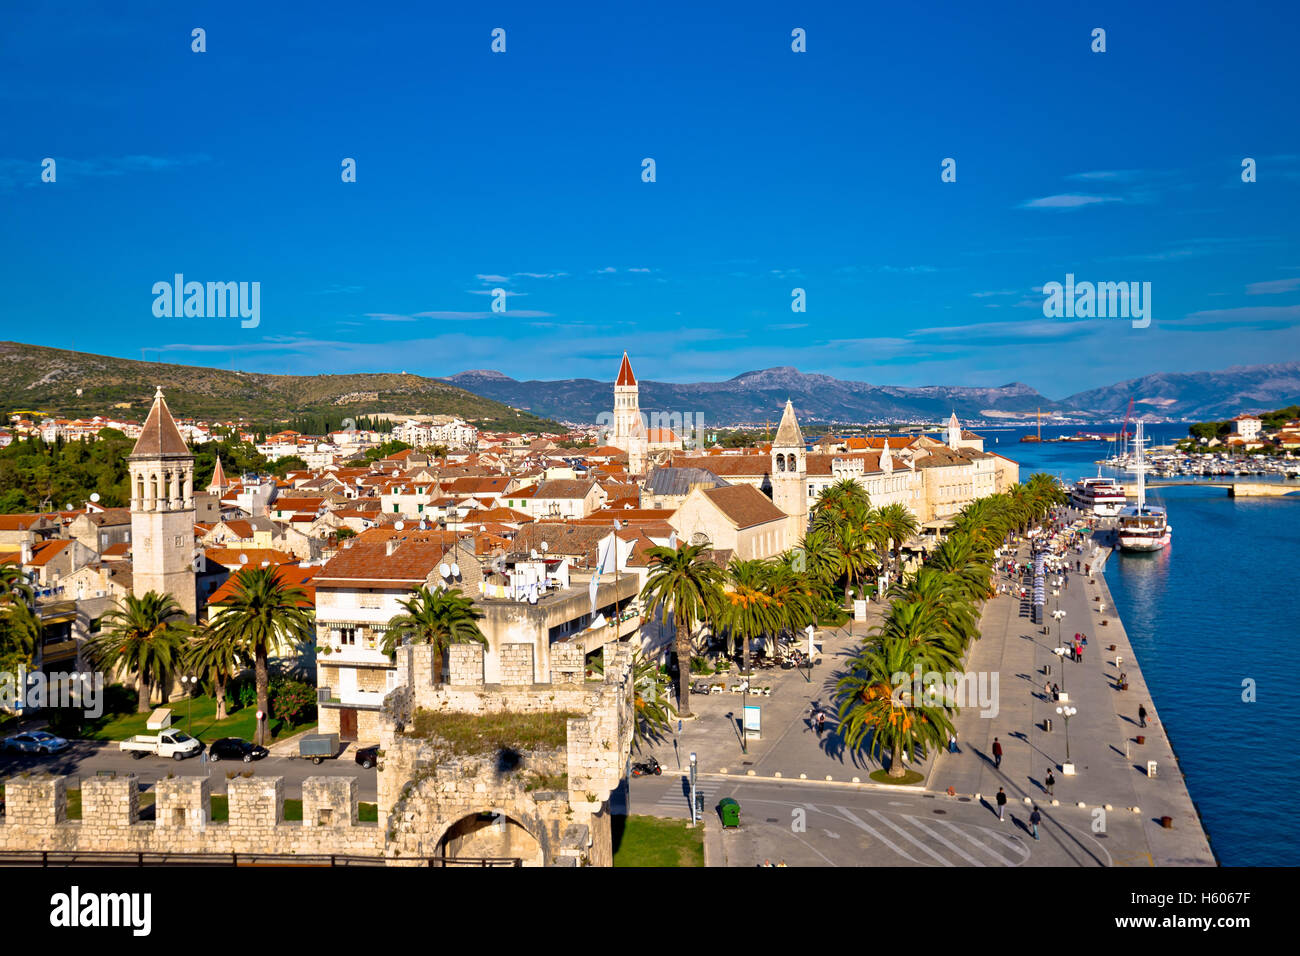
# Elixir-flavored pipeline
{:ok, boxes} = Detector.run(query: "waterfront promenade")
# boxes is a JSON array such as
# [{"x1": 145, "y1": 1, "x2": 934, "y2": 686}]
[{"x1": 927, "y1": 523, "x2": 1215, "y2": 866}]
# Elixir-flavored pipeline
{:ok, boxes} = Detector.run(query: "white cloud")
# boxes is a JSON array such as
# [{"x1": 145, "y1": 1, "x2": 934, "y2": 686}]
[
  {"x1": 1019, "y1": 194, "x2": 1122, "y2": 209},
  {"x1": 1246, "y1": 277, "x2": 1300, "y2": 295}
]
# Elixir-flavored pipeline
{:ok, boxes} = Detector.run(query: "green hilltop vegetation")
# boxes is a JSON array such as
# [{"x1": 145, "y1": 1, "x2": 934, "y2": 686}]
[
  {"x1": 0, "y1": 341, "x2": 560, "y2": 432},
  {"x1": 1179, "y1": 405, "x2": 1300, "y2": 454}
]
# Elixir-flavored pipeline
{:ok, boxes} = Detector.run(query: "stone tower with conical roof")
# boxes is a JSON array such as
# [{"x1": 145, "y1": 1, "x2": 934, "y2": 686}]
[
  {"x1": 128, "y1": 387, "x2": 197, "y2": 618},
  {"x1": 946, "y1": 410, "x2": 962, "y2": 449},
  {"x1": 207, "y1": 455, "x2": 229, "y2": 495},
  {"x1": 770, "y1": 399, "x2": 808, "y2": 536},
  {"x1": 610, "y1": 352, "x2": 647, "y2": 475}
]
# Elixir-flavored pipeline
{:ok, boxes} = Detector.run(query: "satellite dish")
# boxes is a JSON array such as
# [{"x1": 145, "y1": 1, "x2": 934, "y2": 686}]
[
  {"x1": 451, "y1": 563, "x2": 460, "y2": 577},
  {"x1": 239, "y1": 554, "x2": 249, "y2": 565},
  {"x1": 540, "y1": 541, "x2": 549, "y2": 552},
  {"x1": 439, "y1": 563, "x2": 451, "y2": 578},
  {"x1": 90, "y1": 492, "x2": 101, "y2": 503},
  {"x1": 394, "y1": 521, "x2": 405, "y2": 531}
]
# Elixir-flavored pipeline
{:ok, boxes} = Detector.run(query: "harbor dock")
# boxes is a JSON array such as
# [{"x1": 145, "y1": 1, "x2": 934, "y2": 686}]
[{"x1": 928, "y1": 525, "x2": 1215, "y2": 866}]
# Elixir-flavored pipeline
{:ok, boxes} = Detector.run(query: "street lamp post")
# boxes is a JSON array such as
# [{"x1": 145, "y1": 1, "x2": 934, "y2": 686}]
[
  {"x1": 1052, "y1": 645, "x2": 1067, "y2": 695},
  {"x1": 1052, "y1": 608, "x2": 1067, "y2": 651},
  {"x1": 1056, "y1": 704, "x2": 1078, "y2": 773},
  {"x1": 179, "y1": 674, "x2": 198, "y2": 736}
]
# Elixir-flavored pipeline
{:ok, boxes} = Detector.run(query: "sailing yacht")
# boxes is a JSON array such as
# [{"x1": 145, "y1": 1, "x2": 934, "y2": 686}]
[{"x1": 1117, "y1": 420, "x2": 1171, "y2": 552}]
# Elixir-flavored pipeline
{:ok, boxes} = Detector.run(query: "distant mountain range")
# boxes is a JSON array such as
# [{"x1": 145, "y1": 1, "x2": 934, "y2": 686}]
[
  {"x1": 5, "y1": 341, "x2": 1294, "y2": 430},
  {"x1": 442, "y1": 362, "x2": 1300, "y2": 425},
  {"x1": 0, "y1": 342, "x2": 556, "y2": 431}
]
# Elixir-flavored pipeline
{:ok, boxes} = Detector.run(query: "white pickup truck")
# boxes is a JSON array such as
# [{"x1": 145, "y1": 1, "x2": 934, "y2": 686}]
[{"x1": 119, "y1": 728, "x2": 202, "y2": 761}]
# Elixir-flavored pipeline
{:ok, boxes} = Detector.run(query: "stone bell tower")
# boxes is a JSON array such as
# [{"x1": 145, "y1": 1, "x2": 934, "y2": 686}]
[
  {"x1": 770, "y1": 399, "x2": 808, "y2": 538},
  {"x1": 128, "y1": 387, "x2": 197, "y2": 619}
]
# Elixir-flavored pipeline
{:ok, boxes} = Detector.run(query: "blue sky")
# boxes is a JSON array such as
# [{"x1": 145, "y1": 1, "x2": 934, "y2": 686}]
[{"x1": 2, "y1": 0, "x2": 1298, "y2": 397}]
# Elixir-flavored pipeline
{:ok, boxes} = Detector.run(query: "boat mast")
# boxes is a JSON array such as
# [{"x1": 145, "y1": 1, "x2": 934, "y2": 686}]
[{"x1": 1134, "y1": 419, "x2": 1146, "y2": 511}]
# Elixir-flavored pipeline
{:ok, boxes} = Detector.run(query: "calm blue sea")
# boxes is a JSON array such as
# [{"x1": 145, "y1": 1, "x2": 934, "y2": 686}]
[{"x1": 984, "y1": 424, "x2": 1298, "y2": 866}]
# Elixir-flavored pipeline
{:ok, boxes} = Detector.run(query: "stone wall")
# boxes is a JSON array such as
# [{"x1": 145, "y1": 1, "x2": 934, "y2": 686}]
[
  {"x1": 0, "y1": 774, "x2": 382, "y2": 858},
  {"x1": 3, "y1": 643, "x2": 637, "y2": 867},
  {"x1": 449, "y1": 644, "x2": 484, "y2": 686},
  {"x1": 499, "y1": 643, "x2": 535, "y2": 684},
  {"x1": 550, "y1": 642, "x2": 584, "y2": 684}
]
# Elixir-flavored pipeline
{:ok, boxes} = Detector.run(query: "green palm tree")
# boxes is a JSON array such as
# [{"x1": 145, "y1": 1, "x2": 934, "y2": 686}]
[
  {"x1": 0, "y1": 599, "x2": 43, "y2": 668},
  {"x1": 895, "y1": 568, "x2": 981, "y2": 652},
  {"x1": 721, "y1": 559, "x2": 777, "y2": 674},
  {"x1": 208, "y1": 568, "x2": 314, "y2": 745},
  {"x1": 928, "y1": 532, "x2": 994, "y2": 603},
  {"x1": 590, "y1": 648, "x2": 676, "y2": 746},
  {"x1": 831, "y1": 517, "x2": 882, "y2": 609},
  {"x1": 877, "y1": 503, "x2": 920, "y2": 575},
  {"x1": 83, "y1": 592, "x2": 191, "y2": 713},
  {"x1": 836, "y1": 635, "x2": 956, "y2": 778},
  {"x1": 795, "y1": 527, "x2": 843, "y2": 588},
  {"x1": 184, "y1": 624, "x2": 249, "y2": 721},
  {"x1": 0, "y1": 561, "x2": 34, "y2": 607},
  {"x1": 640, "y1": 543, "x2": 725, "y2": 718},
  {"x1": 381, "y1": 585, "x2": 486, "y2": 683}
]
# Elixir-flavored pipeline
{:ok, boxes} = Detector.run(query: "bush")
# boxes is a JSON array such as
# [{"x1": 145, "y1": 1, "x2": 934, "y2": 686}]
[{"x1": 270, "y1": 679, "x2": 316, "y2": 724}]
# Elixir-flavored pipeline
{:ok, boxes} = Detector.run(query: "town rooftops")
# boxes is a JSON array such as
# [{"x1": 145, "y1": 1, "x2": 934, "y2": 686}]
[
  {"x1": 533, "y1": 479, "x2": 598, "y2": 499},
  {"x1": 314, "y1": 540, "x2": 449, "y2": 588},
  {"x1": 700, "y1": 484, "x2": 787, "y2": 529}
]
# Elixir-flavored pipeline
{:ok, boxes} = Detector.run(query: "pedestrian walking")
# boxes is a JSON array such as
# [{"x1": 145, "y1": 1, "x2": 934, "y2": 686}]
[
  {"x1": 1045, "y1": 769, "x2": 1055, "y2": 796},
  {"x1": 996, "y1": 787, "x2": 1007, "y2": 822},
  {"x1": 1051, "y1": 682, "x2": 1060, "y2": 701},
  {"x1": 816, "y1": 711, "x2": 827, "y2": 736},
  {"x1": 1030, "y1": 806, "x2": 1042, "y2": 840},
  {"x1": 1138, "y1": 704, "x2": 1148, "y2": 728},
  {"x1": 948, "y1": 731, "x2": 959, "y2": 754},
  {"x1": 992, "y1": 737, "x2": 1003, "y2": 769}
]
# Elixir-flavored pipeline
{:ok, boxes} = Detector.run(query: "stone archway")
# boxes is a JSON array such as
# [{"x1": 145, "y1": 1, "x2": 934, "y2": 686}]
[{"x1": 436, "y1": 810, "x2": 544, "y2": 866}]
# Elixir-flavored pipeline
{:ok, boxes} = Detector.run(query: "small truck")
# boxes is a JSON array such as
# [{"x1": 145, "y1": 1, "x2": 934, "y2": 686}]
[{"x1": 119, "y1": 728, "x2": 202, "y2": 760}]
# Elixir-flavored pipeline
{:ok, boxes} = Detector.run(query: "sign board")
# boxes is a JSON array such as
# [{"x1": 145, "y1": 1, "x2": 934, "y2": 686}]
[
  {"x1": 853, "y1": 599, "x2": 868, "y2": 621},
  {"x1": 743, "y1": 705, "x2": 761, "y2": 739}
]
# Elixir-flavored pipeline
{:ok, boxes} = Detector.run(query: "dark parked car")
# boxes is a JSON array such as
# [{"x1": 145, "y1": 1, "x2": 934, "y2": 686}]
[
  {"x1": 354, "y1": 745, "x2": 379, "y2": 770},
  {"x1": 207, "y1": 737, "x2": 268, "y2": 763}
]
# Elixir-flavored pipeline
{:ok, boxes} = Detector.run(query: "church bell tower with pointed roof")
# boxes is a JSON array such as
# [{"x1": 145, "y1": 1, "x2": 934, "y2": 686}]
[
  {"x1": 129, "y1": 387, "x2": 197, "y2": 618},
  {"x1": 610, "y1": 352, "x2": 647, "y2": 475},
  {"x1": 770, "y1": 399, "x2": 808, "y2": 537}
]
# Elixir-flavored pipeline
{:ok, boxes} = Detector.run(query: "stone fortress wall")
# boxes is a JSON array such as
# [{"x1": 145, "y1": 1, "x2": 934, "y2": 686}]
[{"x1": 1, "y1": 640, "x2": 635, "y2": 867}]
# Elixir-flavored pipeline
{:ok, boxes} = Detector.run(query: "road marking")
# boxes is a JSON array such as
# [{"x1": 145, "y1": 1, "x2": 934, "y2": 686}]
[
  {"x1": 865, "y1": 809, "x2": 955, "y2": 867},
  {"x1": 902, "y1": 816, "x2": 987, "y2": 867},
  {"x1": 935, "y1": 819, "x2": 1024, "y2": 866},
  {"x1": 834, "y1": 806, "x2": 921, "y2": 864}
]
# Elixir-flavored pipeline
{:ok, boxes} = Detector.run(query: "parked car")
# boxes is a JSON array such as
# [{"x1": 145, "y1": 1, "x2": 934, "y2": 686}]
[
  {"x1": 354, "y1": 745, "x2": 379, "y2": 770},
  {"x1": 207, "y1": 737, "x2": 268, "y2": 763},
  {"x1": 119, "y1": 728, "x2": 202, "y2": 760},
  {"x1": 2, "y1": 730, "x2": 71, "y2": 755}
]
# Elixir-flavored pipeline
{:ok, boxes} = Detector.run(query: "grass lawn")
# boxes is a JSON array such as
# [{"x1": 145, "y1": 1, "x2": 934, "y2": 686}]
[
  {"x1": 869, "y1": 768, "x2": 925, "y2": 785},
  {"x1": 77, "y1": 694, "x2": 315, "y2": 745},
  {"x1": 408, "y1": 708, "x2": 578, "y2": 755},
  {"x1": 612, "y1": 815, "x2": 704, "y2": 867}
]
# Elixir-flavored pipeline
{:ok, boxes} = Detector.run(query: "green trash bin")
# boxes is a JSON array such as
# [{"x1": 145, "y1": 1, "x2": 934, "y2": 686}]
[{"x1": 719, "y1": 797, "x2": 741, "y2": 828}]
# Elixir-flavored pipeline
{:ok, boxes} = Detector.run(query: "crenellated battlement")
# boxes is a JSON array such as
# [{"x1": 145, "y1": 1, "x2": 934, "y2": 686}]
[{"x1": 3, "y1": 644, "x2": 637, "y2": 866}]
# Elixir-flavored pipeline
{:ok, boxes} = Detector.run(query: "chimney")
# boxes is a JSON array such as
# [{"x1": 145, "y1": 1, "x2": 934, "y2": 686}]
[
  {"x1": 386, "y1": 539, "x2": 401, "y2": 557},
  {"x1": 20, "y1": 540, "x2": 33, "y2": 565}
]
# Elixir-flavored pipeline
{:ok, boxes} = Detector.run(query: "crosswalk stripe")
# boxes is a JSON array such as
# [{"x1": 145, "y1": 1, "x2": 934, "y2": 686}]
[
  {"x1": 865, "y1": 809, "x2": 955, "y2": 867},
  {"x1": 902, "y1": 816, "x2": 987, "y2": 867},
  {"x1": 833, "y1": 807, "x2": 920, "y2": 864},
  {"x1": 935, "y1": 819, "x2": 1022, "y2": 866}
]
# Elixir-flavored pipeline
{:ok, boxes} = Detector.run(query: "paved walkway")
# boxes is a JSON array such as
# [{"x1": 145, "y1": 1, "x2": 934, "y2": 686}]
[{"x1": 927, "y1": 516, "x2": 1214, "y2": 866}]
